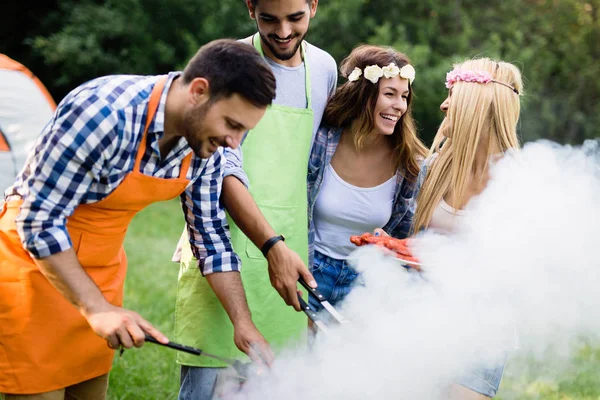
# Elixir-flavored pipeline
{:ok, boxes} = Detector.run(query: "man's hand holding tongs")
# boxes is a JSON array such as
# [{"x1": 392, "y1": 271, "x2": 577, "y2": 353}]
[
  {"x1": 234, "y1": 321, "x2": 274, "y2": 366},
  {"x1": 266, "y1": 240, "x2": 318, "y2": 311}
]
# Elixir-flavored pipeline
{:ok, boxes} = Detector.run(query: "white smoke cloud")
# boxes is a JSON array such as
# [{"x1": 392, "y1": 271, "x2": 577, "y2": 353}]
[{"x1": 221, "y1": 139, "x2": 600, "y2": 399}]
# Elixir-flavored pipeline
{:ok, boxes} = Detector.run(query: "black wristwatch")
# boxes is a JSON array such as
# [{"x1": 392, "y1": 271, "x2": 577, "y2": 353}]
[{"x1": 260, "y1": 234, "x2": 285, "y2": 257}]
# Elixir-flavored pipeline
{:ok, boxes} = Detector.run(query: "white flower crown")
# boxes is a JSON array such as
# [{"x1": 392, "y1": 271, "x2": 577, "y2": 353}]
[{"x1": 348, "y1": 62, "x2": 415, "y2": 84}]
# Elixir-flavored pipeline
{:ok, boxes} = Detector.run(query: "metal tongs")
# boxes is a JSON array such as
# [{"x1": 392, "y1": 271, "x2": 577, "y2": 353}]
[
  {"x1": 297, "y1": 277, "x2": 348, "y2": 333},
  {"x1": 144, "y1": 334, "x2": 252, "y2": 378}
]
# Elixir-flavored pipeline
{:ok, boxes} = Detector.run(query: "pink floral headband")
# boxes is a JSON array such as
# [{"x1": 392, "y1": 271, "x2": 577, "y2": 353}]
[{"x1": 445, "y1": 69, "x2": 519, "y2": 94}]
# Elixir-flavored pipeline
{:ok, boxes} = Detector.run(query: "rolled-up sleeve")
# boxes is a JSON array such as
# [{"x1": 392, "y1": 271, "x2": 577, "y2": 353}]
[
  {"x1": 415, "y1": 159, "x2": 429, "y2": 195},
  {"x1": 181, "y1": 148, "x2": 242, "y2": 275},
  {"x1": 388, "y1": 178, "x2": 418, "y2": 239},
  {"x1": 223, "y1": 143, "x2": 249, "y2": 188},
  {"x1": 15, "y1": 96, "x2": 117, "y2": 258}
]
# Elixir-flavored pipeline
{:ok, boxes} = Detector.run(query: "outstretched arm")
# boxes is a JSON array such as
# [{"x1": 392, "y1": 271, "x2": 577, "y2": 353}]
[
  {"x1": 182, "y1": 149, "x2": 271, "y2": 361},
  {"x1": 221, "y1": 174, "x2": 316, "y2": 312}
]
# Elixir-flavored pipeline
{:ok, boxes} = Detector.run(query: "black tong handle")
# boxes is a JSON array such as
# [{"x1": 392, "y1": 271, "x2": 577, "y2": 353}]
[
  {"x1": 298, "y1": 276, "x2": 326, "y2": 303},
  {"x1": 297, "y1": 293, "x2": 319, "y2": 323},
  {"x1": 144, "y1": 334, "x2": 250, "y2": 377},
  {"x1": 144, "y1": 334, "x2": 201, "y2": 355}
]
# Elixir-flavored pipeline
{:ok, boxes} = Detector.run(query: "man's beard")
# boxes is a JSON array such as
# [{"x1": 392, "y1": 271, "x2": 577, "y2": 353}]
[
  {"x1": 259, "y1": 30, "x2": 307, "y2": 61},
  {"x1": 183, "y1": 102, "x2": 210, "y2": 158}
]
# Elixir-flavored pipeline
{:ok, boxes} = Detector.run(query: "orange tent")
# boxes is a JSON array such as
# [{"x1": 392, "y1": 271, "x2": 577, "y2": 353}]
[{"x1": 0, "y1": 54, "x2": 56, "y2": 194}]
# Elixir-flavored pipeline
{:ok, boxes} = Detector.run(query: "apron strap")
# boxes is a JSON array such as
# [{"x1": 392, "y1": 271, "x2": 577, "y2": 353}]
[
  {"x1": 302, "y1": 41, "x2": 312, "y2": 110},
  {"x1": 179, "y1": 152, "x2": 193, "y2": 179},
  {"x1": 134, "y1": 76, "x2": 167, "y2": 172},
  {"x1": 252, "y1": 33, "x2": 311, "y2": 110}
]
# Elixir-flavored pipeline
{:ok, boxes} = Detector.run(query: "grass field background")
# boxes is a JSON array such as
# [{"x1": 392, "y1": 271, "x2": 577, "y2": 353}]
[
  {"x1": 108, "y1": 199, "x2": 182, "y2": 399},
  {"x1": 108, "y1": 199, "x2": 600, "y2": 399}
]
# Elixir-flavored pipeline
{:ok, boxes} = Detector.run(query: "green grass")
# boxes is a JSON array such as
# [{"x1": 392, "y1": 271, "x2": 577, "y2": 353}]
[
  {"x1": 107, "y1": 199, "x2": 600, "y2": 399},
  {"x1": 497, "y1": 343, "x2": 600, "y2": 400},
  {"x1": 107, "y1": 199, "x2": 184, "y2": 400}
]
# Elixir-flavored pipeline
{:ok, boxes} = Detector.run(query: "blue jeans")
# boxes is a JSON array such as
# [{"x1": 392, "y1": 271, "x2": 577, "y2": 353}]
[
  {"x1": 309, "y1": 251, "x2": 505, "y2": 397},
  {"x1": 454, "y1": 352, "x2": 508, "y2": 397},
  {"x1": 309, "y1": 250, "x2": 361, "y2": 312},
  {"x1": 179, "y1": 366, "x2": 223, "y2": 400}
]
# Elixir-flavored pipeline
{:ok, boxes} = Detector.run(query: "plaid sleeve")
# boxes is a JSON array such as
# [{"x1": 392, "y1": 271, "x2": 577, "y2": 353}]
[
  {"x1": 388, "y1": 155, "x2": 433, "y2": 238},
  {"x1": 181, "y1": 148, "x2": 242, "y2": 275},
  {"x1": 223, "y1": 142, "x2": 249, "y2": 188},
  {"x1": 387, "y1": 176, "x2": 418, "y2": 239},
  {"x1": 415, "y1": 159, "x2": 429, "y2": 195},
  {"x1": 15, "y1": 93, "x2": 118, "y2": 258}
]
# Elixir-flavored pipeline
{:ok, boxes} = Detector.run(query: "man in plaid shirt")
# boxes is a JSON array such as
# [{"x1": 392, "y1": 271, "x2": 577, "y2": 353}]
[{"x1": 0, "y1": 39, "x2": 275, "y2": 399}]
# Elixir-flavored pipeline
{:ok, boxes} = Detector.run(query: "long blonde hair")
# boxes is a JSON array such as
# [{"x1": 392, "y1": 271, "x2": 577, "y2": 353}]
[{"x1": 412, "y1": 58, "x2": 523, "y2": 232}]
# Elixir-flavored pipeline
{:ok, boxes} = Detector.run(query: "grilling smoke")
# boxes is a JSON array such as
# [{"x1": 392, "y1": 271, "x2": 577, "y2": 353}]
[{"x1": 225, "y1": 139, "x2": 600, "y2": 399}]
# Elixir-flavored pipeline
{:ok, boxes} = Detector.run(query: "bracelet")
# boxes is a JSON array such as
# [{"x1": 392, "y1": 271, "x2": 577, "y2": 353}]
[{"x1": 260, "y1": 234, "x2": 285, "y2": 257}]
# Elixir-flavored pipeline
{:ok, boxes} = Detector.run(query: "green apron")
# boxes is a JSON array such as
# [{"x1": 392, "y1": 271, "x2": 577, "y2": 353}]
[{"x1": 174, "y1": 34, "x2": 314, "y2": 367}]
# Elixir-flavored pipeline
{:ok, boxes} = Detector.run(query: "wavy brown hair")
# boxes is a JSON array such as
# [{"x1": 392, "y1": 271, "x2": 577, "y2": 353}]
[{"x1": 323, "y1": 44, "x2": 426, "y2": 180}]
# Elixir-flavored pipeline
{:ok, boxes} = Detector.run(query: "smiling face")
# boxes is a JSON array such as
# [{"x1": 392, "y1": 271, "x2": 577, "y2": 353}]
[
  {"x1": 371, "y1": 75, "x2": 410, "y2": 136},
  {"x1": 247, "y1": 0, "x2": 317, "y2": 65},
  {"x1": 183, "y1": 93, "x2": 267, "y2": 159}
]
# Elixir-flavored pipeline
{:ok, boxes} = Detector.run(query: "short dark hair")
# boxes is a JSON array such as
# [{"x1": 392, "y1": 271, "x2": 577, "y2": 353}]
[
  {"x1": 250, "y1": 0, "x2": 311, "y2": 6},
  {"x1": 182, "y1": 39, "x2": 276, "y2": 108}
]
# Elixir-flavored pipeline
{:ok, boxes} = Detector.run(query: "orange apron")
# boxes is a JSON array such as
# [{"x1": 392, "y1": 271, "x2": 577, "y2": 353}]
[{"x1": 0, "y1": 77, "x2": 192, "y2": 394}]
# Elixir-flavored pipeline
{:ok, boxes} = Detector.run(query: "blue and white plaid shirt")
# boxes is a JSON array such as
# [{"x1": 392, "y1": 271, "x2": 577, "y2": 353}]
[
  {"x1": 5, "y1": 72, "x2": 240, "y2": 275},
  {"x1": 307, "y1": 125, "x2": 420, "y2": 265}
]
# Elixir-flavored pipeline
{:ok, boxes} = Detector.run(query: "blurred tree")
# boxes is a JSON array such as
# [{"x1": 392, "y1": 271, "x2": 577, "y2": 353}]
[
  {"x1": 314, "y1": 0, "x2": 600, "y2": 144},
  {"x1": 511, "y1": 0, "x2": 600, "y2": 144},
  {"x1": 12, "y1": 0, "x2": 254, "y2": 102},
  {"x1": 0, "y1": 1, "x2": 61, "y2": 91},
  {"x1": 1, "y1": 0, "x2": 597, "y2": 144}
]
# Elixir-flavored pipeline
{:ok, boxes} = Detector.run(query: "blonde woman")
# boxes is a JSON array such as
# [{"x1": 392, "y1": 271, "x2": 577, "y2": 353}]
[
  {"x1": 413, "y1": 58, "x2": 523, "y2": 399},
  {"x1": 413, "y1": 58, "x2": 522, "y2": 235}
]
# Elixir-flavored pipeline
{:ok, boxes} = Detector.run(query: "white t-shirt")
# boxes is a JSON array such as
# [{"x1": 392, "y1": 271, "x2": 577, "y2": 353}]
[
  {"x1": 314, "y1": 164, "x2": 396, "y2": 259},
  {"x1": 428, "y1": 197, "x2": 465, "y2": 234}
]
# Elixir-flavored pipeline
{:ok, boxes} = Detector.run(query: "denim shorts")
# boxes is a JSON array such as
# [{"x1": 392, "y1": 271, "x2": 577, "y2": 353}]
[
  {"x1": 179, "y1": 365, "x2": 221, "y2": 400},
  {"x1": 309, "y1": 250, "x2": 361, "y2": 312},
  {"x1": 454, "y1": 352, "x2": 508, "y2": 397}
]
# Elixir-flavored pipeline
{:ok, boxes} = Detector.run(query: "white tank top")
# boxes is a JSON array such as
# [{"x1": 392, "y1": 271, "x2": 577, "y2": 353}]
[
  {"x1": 314, "y1": 164, "x2": 396, "y2": 259},
  {"x1": 428, "y1": 197, "x2": 466, "y2": 234}
]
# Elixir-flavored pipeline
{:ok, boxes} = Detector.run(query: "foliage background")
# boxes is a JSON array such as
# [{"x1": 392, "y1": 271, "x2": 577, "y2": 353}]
[{"x1": 2, "y1": 0, "x2": 599, "y2": 146}]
